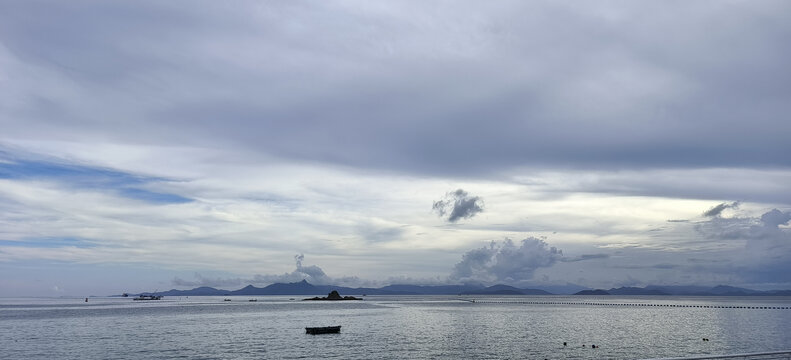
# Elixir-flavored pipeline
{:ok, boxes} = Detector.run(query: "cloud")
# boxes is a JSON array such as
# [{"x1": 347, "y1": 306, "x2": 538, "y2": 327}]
[
  {"x1": 293, "y1": 253, "x2": 327, "y2": 280},
  {"x1": 2, "y1": 1, "x2": 791, "y2": 295},
  {"x1": 652, "y1": 263, "x2": 679, "y2": 270},
  {"x1": 761, "y1": 209, "x2": 791, "y2": 228},
  {"x1": 703, "y1": 201, "x2": 739, "y2": 217},
  {"x1": 433, "y1": 189, "x2": 484, "y2": 223},
  {"x1": 172, "y1": 254, "x2": 353, "y2": 288},
  {"x1": 449, "y1": 237, "x2": 563, "y2": 284},
  {"x1": 246, "y1": 254, "x2": 368, "y2": 286},
  {"x1": 695, "y1": 208, "x2": 791, "y2": 242},
  {"x1": 692, "y1": 207, "x2": 791, "y2": 284},
  {"x1": 748, "y1": 209, "x2": 791, "y2": 244},
  {"x1": 562, "y1": 253, "x2": 609, "y2": 262},
  {"x1": 3, "y1": 1, "x2": 789, "y2": 179},
  {"x1": 518, "y1": 169, "x2": 791, "y2": 206},
  {"x1": 172, "y1": 273, "x2": 242, "y2": 288},
  {"x1": 356, "y1": 219, "x2": 406, "y2": 243}
]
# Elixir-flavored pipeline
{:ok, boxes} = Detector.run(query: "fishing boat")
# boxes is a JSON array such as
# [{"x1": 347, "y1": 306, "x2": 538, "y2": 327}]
[
  {"x1": 133, "y1": 294, "x2": 162, "y2": 300},
  {"x1": 305, "y1": 326, "x2": 341, "y2": 335}
]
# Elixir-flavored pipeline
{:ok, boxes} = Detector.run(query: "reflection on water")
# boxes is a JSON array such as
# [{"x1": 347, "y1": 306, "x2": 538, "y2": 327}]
[{"x1": 2, "y1": 295, "x2": 790, "y2": 359}]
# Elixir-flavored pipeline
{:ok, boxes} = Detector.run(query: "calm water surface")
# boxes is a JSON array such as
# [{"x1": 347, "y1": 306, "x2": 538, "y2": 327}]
[{"x1": 2, "y1": 295, "x2": 790, "y2": 359}]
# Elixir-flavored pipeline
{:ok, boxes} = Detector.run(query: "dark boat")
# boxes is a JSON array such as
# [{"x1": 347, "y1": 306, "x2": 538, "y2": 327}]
[
  {"x1": 133, "y1": 295, "x2": 162, "y2": 300},
  {"x1": 305, "y1": 326, "x2": 341, "y2": 335}
]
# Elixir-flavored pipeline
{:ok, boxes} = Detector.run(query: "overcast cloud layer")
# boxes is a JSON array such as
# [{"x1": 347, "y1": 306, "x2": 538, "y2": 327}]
[{"x1": 1, "y1": 1, "x2": 790, "y2": 296}]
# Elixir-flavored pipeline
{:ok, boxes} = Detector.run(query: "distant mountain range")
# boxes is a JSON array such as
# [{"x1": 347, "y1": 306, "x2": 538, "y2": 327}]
[
  {"x1": 141, "y1": 280, "x2": 480, "y2": 297},
  {"x1": 130, "y1": 280, "x2": 791, "y2": 297}
]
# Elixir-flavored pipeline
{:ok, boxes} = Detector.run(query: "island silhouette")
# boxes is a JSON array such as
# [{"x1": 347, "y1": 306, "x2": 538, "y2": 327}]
[{"x1": 303, "y1": 290, "x2": 361, "y2": 301}]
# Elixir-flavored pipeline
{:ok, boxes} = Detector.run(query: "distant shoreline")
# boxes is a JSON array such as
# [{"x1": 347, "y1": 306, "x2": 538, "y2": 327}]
[{"x1": 112, "y1": 280, "x2": 791, "y2": 297}]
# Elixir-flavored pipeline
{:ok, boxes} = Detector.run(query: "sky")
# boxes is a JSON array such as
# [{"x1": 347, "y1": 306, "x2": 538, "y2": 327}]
[{"x1": 1, "y1": 0, "x2": 790, "y2": 297}]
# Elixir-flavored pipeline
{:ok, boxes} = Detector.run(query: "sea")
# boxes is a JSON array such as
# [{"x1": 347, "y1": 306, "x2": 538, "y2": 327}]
[{"x1": 2, "y1": 295, "x2": 790, "y2": 359}]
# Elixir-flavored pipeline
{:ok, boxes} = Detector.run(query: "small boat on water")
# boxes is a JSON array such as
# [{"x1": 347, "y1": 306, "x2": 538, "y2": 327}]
[
  {"x1": 133, "y1": 295, "x2": 162, "y2": 301},
  {"x1": 305, "y1": 326, "x2": 341, "y2": 335}
]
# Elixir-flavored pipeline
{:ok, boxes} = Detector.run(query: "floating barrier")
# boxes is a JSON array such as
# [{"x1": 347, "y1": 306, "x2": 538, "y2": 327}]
[
  {"x1": 644, "y1": 349, "x2": 791, "y2": 359},
  {"x1": 461, "y1": 300, "x2": 790, "y2": 310}
]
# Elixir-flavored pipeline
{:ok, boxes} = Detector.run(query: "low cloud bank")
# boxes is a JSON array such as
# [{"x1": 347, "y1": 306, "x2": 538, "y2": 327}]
[
  {"x1": 249, "y1": 254, "x2": 338, "y2": 285},
  {"x1": 173, "y1": 254, "x2": 372, "y2": 289},
  {"x1": 171, "y1": 204, "x2": 791, "y2": 291},
  {"x1": 695, "y1": 207, "x2": 791, "y2": 242},
  {"x1": 693, "y1": 205, "x2": 791, "y2": 284},
  {"x1": 449, "y1": 237, "x2": 563, "y2": 284},
  {"x1": 172, "y1": 273, "x2": 242, "y2": 288}
]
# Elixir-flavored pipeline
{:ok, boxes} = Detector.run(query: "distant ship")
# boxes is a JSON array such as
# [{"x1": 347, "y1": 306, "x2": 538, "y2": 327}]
[{"x1": 133, "y1": 295, "x2": 162, "y2": 301}]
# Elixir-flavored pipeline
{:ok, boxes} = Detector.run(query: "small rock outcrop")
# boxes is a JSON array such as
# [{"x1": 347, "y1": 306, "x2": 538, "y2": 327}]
[{"x1": 303, "y1": 290, "x2": 361, "y2": 301}]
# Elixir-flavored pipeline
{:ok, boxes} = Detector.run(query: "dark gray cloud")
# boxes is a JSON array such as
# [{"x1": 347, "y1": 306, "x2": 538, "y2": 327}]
[
  {"x1": 703, "y1": 201, "x2": 739, "y2": 217},
  {"x1": 2, "y1": 1, "x2": 790, "y2": 178},
  {"x1": 613, "y1": 263, "x2": 680, "y2": 270},
  {"x1": 652, "y1": 263, "x2": 679, "y2": 270},
  {"x1": 562, "y1": 253, "x2": 609, "y2": 262},
  {"x1": 450, "y1": 237, "x2": 563, "y2": 284},
  {"x1": 686, "y1": 258, "x2": 729, "y2": 264},
  {"x1": 433, "y1": 189, "x2": 484, "y2": 223}
]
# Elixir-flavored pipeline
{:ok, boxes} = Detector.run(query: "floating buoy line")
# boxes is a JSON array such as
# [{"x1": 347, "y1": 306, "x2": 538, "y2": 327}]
[{"x1": 460, "y1": 300, "x2": 790, "y2": 310}]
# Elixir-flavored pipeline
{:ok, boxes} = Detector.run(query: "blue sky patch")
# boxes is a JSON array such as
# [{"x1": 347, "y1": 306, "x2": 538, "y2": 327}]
[
  {"x1": 0, "y1": 150, "x2": 192, "y2": 204},
  {"x1": 119, "y1": 188, "x2": 192, "y2": 204}
]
